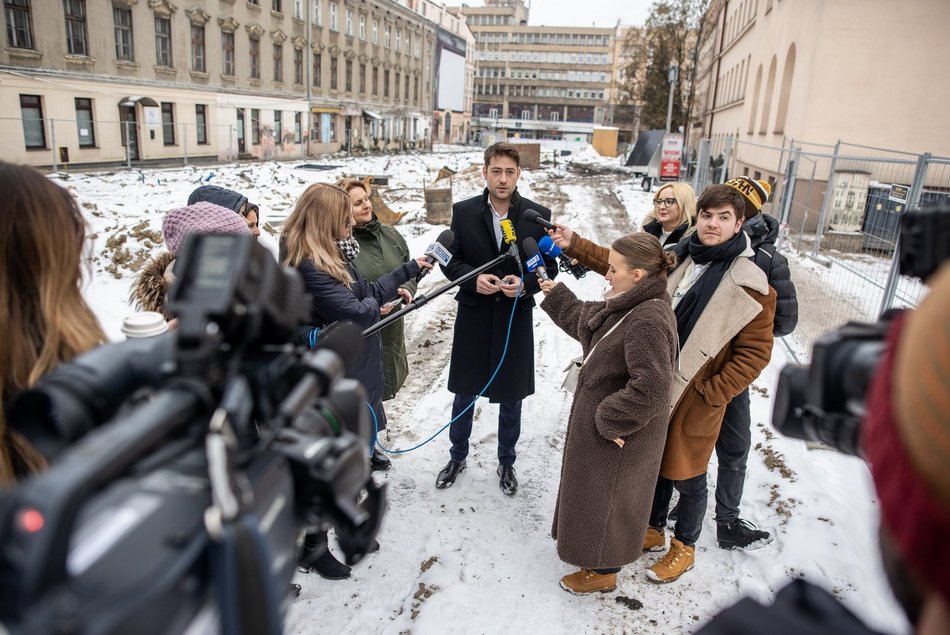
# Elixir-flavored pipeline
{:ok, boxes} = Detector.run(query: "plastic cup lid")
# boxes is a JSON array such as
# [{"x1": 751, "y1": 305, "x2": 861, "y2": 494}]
[{"x1": 121, "y1": 311, "x2": 169, "y2": 338}]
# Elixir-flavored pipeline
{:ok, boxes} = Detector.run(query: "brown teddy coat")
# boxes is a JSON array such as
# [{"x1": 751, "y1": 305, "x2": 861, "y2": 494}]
[
  {"x1": 661, "y1": 254, "x2": 776, "y2": 481},
  {"x1": 540, "y1": 275, "x2": 678, "y2": 569}
]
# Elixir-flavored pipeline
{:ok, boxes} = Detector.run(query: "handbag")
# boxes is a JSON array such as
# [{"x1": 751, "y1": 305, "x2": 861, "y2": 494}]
[{"x1": 560, "y1": 307, "x2": 637, "y2": 393}]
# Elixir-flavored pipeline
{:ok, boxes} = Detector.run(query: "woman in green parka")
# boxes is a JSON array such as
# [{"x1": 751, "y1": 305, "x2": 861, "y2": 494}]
[{"x1": 337, "y1": 177, "x2": 417, "y2": 402}]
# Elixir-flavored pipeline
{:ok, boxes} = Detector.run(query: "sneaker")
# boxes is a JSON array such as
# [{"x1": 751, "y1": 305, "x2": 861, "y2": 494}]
[
  {"x1": 370, "y1": 449, "x2": 391, "y2": 471},
  {"x1": 646, "y1": 538, "x2": 695, "y2": 583},
  {"x1": 643, "y1": 526, "x2": 665, "y2": 552},
  {"x1": 435, "y1": 459, "x2": 466, "y2": 489},
  {"x1": 497, "y1": 464, "x2": 518, "y2": 496},
  {"x1": 559, "y1": 569, "x2": 617, "y2": 595},
  {"x1": 717, "y1": 519, "x2": 773, "y2": 550}
]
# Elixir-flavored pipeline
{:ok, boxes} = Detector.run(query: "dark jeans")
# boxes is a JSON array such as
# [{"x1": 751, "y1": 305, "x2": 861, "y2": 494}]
[
  {"x1": 594, "y1": 567, "x2": 621, "y2": 574},
  {"x1": 449, "y1": 393, "x2": 522, "y2": 466},
  {"x1": 714, "y1": 387, "x2": 752, "y2": 524},
  {"x1": 649, "y1": 473, "x2": 708, "y2": 547}
]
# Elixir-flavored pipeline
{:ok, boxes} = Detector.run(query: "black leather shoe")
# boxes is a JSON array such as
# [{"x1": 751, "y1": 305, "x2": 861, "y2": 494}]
[
  {"x1": 435, "y1": 459, "x2": 466, "y2": 489},
  {"x1": 497, "y1": 464, "x2": 518, "y2": 496},
  {"x1": 370, "y1": 449, "x2": 391, "y2": 471}
]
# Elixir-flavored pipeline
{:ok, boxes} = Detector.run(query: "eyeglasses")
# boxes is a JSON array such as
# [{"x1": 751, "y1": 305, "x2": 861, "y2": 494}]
[{"x1": 654, "y1": 198, "x2": 677, "y2": 208}]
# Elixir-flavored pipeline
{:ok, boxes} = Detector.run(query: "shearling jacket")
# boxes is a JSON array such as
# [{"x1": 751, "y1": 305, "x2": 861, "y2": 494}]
[
  {"x1": 661, "y1": 255, "x2": 776, "y2": 481},
  {"x1": 129, "y1": 250, "x2": 176, "y2": 319},
  {"x1": 541, "y1": 275, "x2": 677, "y2": 568}
]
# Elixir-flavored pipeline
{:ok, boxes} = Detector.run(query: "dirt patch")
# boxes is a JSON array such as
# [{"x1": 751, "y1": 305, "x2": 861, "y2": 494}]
[
  {"x1": 767, "y1": 484, "x2": 795, "y2": 524},
  {"x1": 410, "y1": 582, "x2": 439, "y2": 620},
  {"x1": 615, "y1": 596, "x2": 643, "y2": 611},
  {"x1": 756, "y1": 443, "x2": 797, "y2": 481},
  {"x1": 420, "y1": 556, "x2": 439, "y2": 573},
  {"x1": 129, "y1": 219, "x2": 163, "y2": 245}
]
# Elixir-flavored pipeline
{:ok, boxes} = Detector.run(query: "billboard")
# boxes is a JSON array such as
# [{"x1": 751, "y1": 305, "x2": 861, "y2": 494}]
[{"x1": 434, "y1": 28, "x2": 466, "y2": 113}]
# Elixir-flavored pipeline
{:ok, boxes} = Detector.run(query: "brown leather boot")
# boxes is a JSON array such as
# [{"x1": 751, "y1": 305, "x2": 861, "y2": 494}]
[
  {"x1": 559, "y1": 569, "x2": 617, "y2": 595},
  {"x1": 647, "y1": 537, "x2": 695, "y2": 583},
  {"x1": 643, "y1": 526, "x2": 665, "y2": 552}
]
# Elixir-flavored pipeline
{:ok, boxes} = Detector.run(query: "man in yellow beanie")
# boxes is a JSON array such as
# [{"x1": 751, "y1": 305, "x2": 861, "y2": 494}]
[{"x1": 698, "y1": 176, "x2": 798, "y2": 550}]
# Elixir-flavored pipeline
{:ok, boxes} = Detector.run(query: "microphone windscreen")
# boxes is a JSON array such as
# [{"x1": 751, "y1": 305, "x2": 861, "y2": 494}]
[
  {"x1": 538, "y1": 235, "x2": 561, "y2": 257},
  {"x1": 436, "y1": 228, "x2": 454, "y2": 248}
]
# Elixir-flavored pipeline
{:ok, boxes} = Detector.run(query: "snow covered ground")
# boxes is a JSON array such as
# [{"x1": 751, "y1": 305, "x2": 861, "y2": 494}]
[{"x1": 55, "y1": 146, "x2": 909, "y2": 634}]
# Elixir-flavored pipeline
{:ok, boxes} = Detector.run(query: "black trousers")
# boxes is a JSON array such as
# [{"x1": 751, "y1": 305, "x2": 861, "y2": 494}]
[
  {"x1": 649, "y1": 473, "x2": 708, "y2": 547},
  {"x1": 714, "y1": 387, "x2": 752, "y2": 524}
]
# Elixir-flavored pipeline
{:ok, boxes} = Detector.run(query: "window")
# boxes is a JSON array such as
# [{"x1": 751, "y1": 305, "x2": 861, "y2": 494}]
[
  {"x1": 113, "y1": 7, "x2": 133, "y2": 60},
  {"x1": 272, "y1": 0, "x2": 281, "y2": 12},
  {"x1": 74, "y1": 97, "x2": 95, "y2": 147},
  {"x1": 313, "y1": 53, "x2": 321, "y2": 86},
  {"x1": 394, "y1": 71, "x2": 399, "y2": 100},
  {"x1": 294, "y1": 47, "x2": 303, "y2": 84},
  {"x1": 222, "y1": 31, "x2": 234, "y2": 74},
  {"x1": 161, "y1": 102, "x2": 175, "y2": 145},
  {"x1": 395, "y1": 28, "x2": 400, "y2": 51},
  {"x1": 5, "y1": 0, "x2": 34, "y2": 49},
  {"x1": 329, "y1": 2, "x2": 337, "y2": 31},
  {"x1": 404, "y1": 73, "x2": 409, "y2": 102},
  {"x1": 19, "y1": 94, "x2": 45, "y2": 149},
  {"x1": 359, "y1": 63, "x2": 365, "y2": 93},
  {"x1": 250, "y1": 36, "x2": 260, "y2": 79},
  {"x1": 195, "y1": 104, "x2": 208, "y2": 144},
  {"x1": 372, "y1": 65, "x2": 378, "y2": 94},
  {"x1": 358, "y1": 14, "x2": 365, "y2": 40},
  {"x1": 329, "y1": 56, "x2": 337, "y2": 89},
  {"x1": 413, "y1": 76, "x2": 418, "y2": 102},
  {"x1": 384, "y1": 25, "x2": 390, "y2": 48},
  {"x1": 550, "y1": 111, "x2": 559, "y2": 122},
  {"x1": 294, "y1": 0, "x2": 302, "y2": 19},
  {"x1": 345, "y1": 9, "x2": 352, "y2": 36},
  {"x1": 372, "y1": 19, "x2": 377, "y2": 43},
  {"x1": 274, "y1": 110, "x2": 282, "y2": 140},
  {"x1": 313, "y1": 0, "x2": 321, "y2": 25},
  {"x1": 64, "y1": 0, "x2": 87, "y2": 56},
  {"x1": 251, "y1": 108, "x2": 260, "y2": 144},
  {"x1": 383, "y1": 69, "x2": 389, "y2": 97},
  {"x1": 273, "y1": 43, "x2": 283, "y2": 82},
  {"x1": 191, "y1": 25, "x2": 205, "y2": 72},
  {"x1": 345, "y1": 59, "x2": 352, "y2": 92},
  {"x1": 294, "y1": 112, "x2": 302, "y2": 143},
  {"x1": 155, "y1": 15, "x2": 172, "y2": 66}
]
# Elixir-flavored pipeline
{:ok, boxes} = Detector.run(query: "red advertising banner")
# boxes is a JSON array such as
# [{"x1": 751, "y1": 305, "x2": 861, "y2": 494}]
[
  {"x1": 661, "y1": 160, "x2": 681, "y2": 179},
  {"x1": 660, "y1": 133, "x2": 683, "y2": 181}
]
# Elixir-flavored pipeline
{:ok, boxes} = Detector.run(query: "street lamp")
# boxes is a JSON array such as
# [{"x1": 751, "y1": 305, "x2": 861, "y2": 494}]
[{"x1": 665, "y1": 63, "x2": 679, "y2": 133}]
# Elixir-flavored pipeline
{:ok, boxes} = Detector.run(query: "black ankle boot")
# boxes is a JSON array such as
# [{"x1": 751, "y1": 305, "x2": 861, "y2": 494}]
[
  {"x1": 370, "y1": 449, "x2": 391, "y2": 471},
  {"x1": 299, "y1": 530, "x2": 352, "y2": 580}
]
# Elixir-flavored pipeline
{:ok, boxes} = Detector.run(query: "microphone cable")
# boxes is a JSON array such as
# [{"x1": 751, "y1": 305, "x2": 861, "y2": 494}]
[{"x1": 367, "y1": 272, "x2": 525, "y2": 455}]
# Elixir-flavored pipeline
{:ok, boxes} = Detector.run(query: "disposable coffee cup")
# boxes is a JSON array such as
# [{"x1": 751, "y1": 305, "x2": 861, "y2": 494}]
[{"x1": 121, "y1": 311, "x2": 169, "y2": 338}]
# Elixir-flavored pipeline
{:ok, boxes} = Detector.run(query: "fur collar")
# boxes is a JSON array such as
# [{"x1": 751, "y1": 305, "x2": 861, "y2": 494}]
[{"x1": 129, "y1": 251, "x2": 176, "y2": 319}]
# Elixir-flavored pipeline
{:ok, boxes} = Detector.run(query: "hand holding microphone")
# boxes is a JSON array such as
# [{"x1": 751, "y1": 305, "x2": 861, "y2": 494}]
[
  {"x1": 416, "y1": 228, "x2": 454, "y2": 283},
  {"x1": 538, "y1": 235, "x2": 590, "y2": 280}
]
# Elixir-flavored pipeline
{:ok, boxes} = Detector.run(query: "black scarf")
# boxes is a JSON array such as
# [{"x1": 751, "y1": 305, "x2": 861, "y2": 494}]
[{"x1": 674, "y1": 231, "x2": 748, "y2": 346}]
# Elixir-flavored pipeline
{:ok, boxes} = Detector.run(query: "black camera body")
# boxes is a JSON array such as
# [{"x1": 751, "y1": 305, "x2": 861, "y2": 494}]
[
  {"x1": 773, "y1": 204, "x2": 950, "y2": 454},
  {"x1": 0, "y1": 234, "x2": 384, "y2": 635}
]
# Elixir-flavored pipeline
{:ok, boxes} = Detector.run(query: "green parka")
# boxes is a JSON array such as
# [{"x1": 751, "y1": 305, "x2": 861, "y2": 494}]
[{"x1": 352, "y1": 216, "x2": 418, "y2": 401}]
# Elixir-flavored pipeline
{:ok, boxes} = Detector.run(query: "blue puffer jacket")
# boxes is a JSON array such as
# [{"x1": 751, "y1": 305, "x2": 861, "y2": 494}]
[{"x1": 297, "y1": 258, "x2": 420, "y2": 429}]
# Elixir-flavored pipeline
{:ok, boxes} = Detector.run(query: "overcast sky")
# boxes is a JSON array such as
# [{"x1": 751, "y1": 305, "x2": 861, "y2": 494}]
[{"x1": 464, "y1": 0, "x2": 654, "y2": 28}]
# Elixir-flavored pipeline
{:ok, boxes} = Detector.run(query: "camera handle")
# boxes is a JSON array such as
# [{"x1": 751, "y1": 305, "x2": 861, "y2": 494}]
[
  {"x1": 204, "y1": 376, "x2": 283, "y2": 635},
  {"x1": 363, "y1": 251, "x2": 514, "y2": 338}
]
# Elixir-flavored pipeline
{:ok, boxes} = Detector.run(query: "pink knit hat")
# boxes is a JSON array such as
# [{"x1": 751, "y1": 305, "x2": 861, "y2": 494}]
[{"x1": 161, "y1": 201, "x2": 249, "y2": 254}]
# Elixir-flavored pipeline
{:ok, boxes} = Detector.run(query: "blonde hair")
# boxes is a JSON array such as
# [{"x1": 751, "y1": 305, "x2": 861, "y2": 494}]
[
  {"x1": 0, "y1": 162, "x2": 106, "y2": 485},
  {"x1": 335, "y1": 176, "x2": 372, "y2": 197},
  {"x1": 612, "y1": 232, "x2": 677, "y2": 278},
  {"x1": 282, "y1": 183, "x2": 354, "y2": 287},
  {"x1": 643, "y1": 181, "x2": 697, "y2": 231}
]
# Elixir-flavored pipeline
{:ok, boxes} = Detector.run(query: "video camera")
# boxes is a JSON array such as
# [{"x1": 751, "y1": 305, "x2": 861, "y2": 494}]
[
  {"x1": 0, "y1": 234, "x2": 385, "y2": 635},
  {"x1": 773, "y1": 203, "x2": 950, "y2": 455}
]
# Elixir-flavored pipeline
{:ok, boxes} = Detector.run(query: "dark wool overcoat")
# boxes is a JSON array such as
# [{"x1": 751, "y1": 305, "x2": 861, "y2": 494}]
[
  {"x1": 441, "y1": 188, "x2": 557, "y2": 403},
  {"x1": 353, "y1": 215, "x2": 418, "y2": 401},
  {"x1": 540, "y1": 275, "x2": 677, "y2": 569},
  {"x1": 298, "y1": 258, "x2": 419, "y2": 429},
  {"x1": 643, "y1": 219, "x2": 691, "y2": 247}
]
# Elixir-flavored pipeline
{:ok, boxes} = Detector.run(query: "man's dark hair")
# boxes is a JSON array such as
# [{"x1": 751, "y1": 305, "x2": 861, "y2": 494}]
[
  {"x1": 484, "y1": 142, "x2": 520, "y2": 168},
  {"x1": 697, "y1": 184, "x2": 747, "y2": 221}
]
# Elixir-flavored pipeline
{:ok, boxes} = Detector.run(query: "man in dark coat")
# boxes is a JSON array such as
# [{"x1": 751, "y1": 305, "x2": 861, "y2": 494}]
[
  {"x1": 706, "y1": 177, "x2": 799, "y2": 550},
  {"x1": 435, "y1": 142, "x2": 557, "y2": 496}
]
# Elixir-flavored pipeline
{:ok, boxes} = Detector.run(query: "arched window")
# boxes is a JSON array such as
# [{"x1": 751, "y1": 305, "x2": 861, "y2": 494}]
[
  {"x1": 758, "y1": 55, "x2": 777, "y2": 134},
  {"x1": 773, "y1": 43, "x2": 796, "y2": 133},
  {"x1": 747, "y1": 64, "x2": 762, "y2": 134}
]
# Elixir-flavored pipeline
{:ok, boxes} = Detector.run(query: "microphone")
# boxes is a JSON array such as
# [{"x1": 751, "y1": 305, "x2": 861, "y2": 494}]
[
  {"x1": 499, "y1": 219, "x2": 523, "y2": 275},
  {"x1": 524, "y1": 208, "x2": 556, "y2": 231},
  {"x1": 522, "y1": 237, "x2": 549, "y2": 281},
  {"x1": 538, "y1": 235, "x2": 589, "y2": 280},
  {"x1": 416, "y1": 228, "x2": 454, "y2": 282}
]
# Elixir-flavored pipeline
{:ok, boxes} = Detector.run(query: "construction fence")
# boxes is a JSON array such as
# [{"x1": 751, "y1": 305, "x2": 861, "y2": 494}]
[{"x1": 686, "y1": 135, "x2": 950, "y2": 363}]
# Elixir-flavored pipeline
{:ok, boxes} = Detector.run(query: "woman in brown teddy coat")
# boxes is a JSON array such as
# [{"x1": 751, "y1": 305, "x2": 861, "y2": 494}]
[{"x1": 539, "y1": 232, "x2": 678, "y2": 595}]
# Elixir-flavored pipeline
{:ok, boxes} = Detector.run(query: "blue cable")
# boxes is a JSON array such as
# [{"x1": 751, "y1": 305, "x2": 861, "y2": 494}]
[{"x1": 368, "y1": 274, "x2": 525, "y2": 455}]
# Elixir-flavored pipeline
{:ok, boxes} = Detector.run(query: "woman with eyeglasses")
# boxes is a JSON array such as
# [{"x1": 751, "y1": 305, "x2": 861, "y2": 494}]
[{"x1": 642, "y1": 182, "x2": 697, "y2": 247}]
